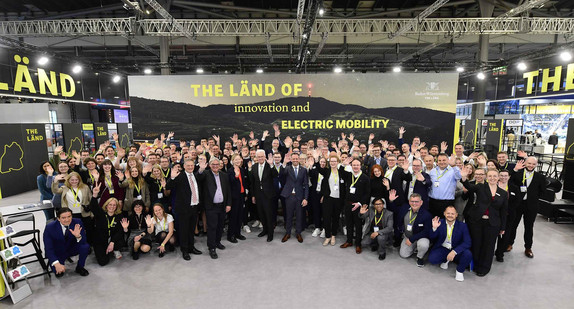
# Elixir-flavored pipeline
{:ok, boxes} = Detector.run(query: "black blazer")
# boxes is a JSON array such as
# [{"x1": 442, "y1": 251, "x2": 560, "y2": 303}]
[
  {"x1": 200, "y1": 170, "x2": 232, "y2": 211},
  {"x1": 317, "y1": 165, "x2": 347, "y2": 200},
  {"x1": 363, "y1": 155, "x2": 388, "y2": 173},
  {"x1": 462, "y1": 181, "x2": 508, "y2": 229},
  {"x1": 340, "y1": 169, "x2": 371, "y2": 206},
  {"x1": 409, "y1": 171, "x2": 432, "y2": 208},
  {"x1": 510, "y1": 169, "x2": 546, "y2": 209},
  {"x1": 385, "y1": 166, "x2": 411, "y2": 206},
  {"x1": 280, "y1": 165, "x2": 309, "y2": 200},
  {"x1": 166, "y1": 170, "x2": 205, "y2": 214},
  {"x1": 249, "y1": 162, "x2": 279, "y2": 199},
  {"x1": 228, "y1": 167, "x2": 249, "y2": 199}
]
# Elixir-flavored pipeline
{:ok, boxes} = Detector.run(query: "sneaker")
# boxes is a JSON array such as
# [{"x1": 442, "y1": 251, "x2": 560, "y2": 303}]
[
  {"x1": 312, "y1": 228, "x2": 321, "y2": 237},
  {"x1": 440, "y1": 261, "x2": 449, "y2": 270},
  {"x1": 243, "y1": 225, "x2": 251, "y2": 233},
  {"x1": 343, "y1": 226, "x2": 347, "y2": 236},
  {"x1": 320, "y1": 229, "x2": 325, "y2": 238},
  {"x1": 113, "y1": 250, "x2": 122, "y2": 260},
  {"x1": 455, "y1": 271, "x2": 464, "y2": 282},
  {"x1": 323, "y1": 238, "x2": 330, "y2": 246},
  {"x1": 416, "y1": 258, "x2": 424, "y2": 267},
  {"x1": 251, "y1": 220, "x2": 260, "y2": 228},
  {"x1": 257, "y1": 222, "x2": 264, "y2": 229}
]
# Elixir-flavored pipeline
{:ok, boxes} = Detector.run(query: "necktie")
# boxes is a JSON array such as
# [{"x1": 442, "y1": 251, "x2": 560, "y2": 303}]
[
  {"x1": 64, "y1": 225, "x2": 70, "y2": 239},
  {"x1": 259, "y1": 164, "x2": 264, "y2": 181},
  {"x1": 189, "y1": 173, "x2": 198, "y2": 205},
  {"x1": 294, "y1": 166, "x2": 298, "y2": 178}
]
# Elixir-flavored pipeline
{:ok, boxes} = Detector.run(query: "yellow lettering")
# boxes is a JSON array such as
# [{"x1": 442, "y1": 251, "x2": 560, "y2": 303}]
[
  {"x1": 326, "y1": 120, "x2": 333, "y2": 129},
  {"x1": 523, "y1": 70, "x2": 539, "y2": 95},
  {"x1": 265, "y1": 84, "x2": 275, "y2": 96},
  {"x1": 240, "y1": 81, "x2": 250, "y2": 96},
  {"x1": 37, "y1": 69, "x2": 58, "y2": 96},
  {"x1": 14, "y1": 64, "x2": 36, "y2": 93},
  {"x1": 202, "y1": 84, "x2": 213, "y2": 97},
  {"x1": 541, "y1": 66, "x2": 562, "y2": 93},
  {"x1": 565, "y1": 64, "x2": 574, "y2": 91},
  {"x1": 252, "y1": 84, "x2": 262, "y2": 96},
  {"x1": 230, "y1": 84, "x2": 238, "y2": 96},
  {"x1": 59, "y1": 73, "x2": 75, "y2": 97},
  {"x1": 190, "y1": 84, "x2": 200, "y2": 96},
  {"x1": 293, "y1": 83, "x2": 302, "y2": 96},
  {"x1": 281, "y1": 84, "x2": 292, "y2": 96}
]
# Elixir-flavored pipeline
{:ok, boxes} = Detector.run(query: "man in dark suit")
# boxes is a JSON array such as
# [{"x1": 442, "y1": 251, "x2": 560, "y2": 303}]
[
  {"x1": 428, "y1": 205, "x2": 472, "y2": 282},
  {"x1": 508, "y1": 156, "x2": 546, "y2": 258},
  {"x1": 199, "y1": 157, "x2": 232, "y2": 259},
  {"x1": 339, "y1": 158, "x2": 371, "y2": 253},
  {"x1": 397, "y1": 193, "x2": 432, "y2": 267},
  {"x1": 43, "y1": 208, "x2": 90, "y2": 277},
  {"x1": 280, "y1": 152, "x2": 309, "y2": 243},
  {"x1": 167, "y1": 159, "x2": 206, "y2": 260},
  {"x1": 496, "y1": 151, "x2": 516, "y2": 173},
  {"x1": 406, "y1": 158, "x2": 432, "y2": 209},
  {"x1": 363, "y1": 143, "x2": 388, "y2": 172},
  {"x1": 384, "y1": 154, "x2": 411, "y2": 246},
  {"x1": 270, "y1": 152, "x2": 286, "y2": 228},
  {"x1": 249, "y1": 149, "x2": 279, "y2": 241}
]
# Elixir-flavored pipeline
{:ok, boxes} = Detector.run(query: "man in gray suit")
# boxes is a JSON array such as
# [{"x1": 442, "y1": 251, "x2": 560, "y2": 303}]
[
  {"x1": 280, "y1": 152, "x2": 309, "y2": 243},
  {"x1": 360, "y1": 197, "x2": 394, "y2": 260}
]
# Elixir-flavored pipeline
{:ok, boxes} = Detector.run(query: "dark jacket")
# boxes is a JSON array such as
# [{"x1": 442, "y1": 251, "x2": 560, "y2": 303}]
[
  {"x1": 280, "y1": 164, "x2": 309, "y2": 201},
  {"x1": 397, "y1": 205, "x2": 432, "y2": 242},
  {"x1": 199, "y1": 170, "x2": 232, "y2": 211},
  {"x1": 462, "y1": 181, "x2": 508, "y2": 229}
]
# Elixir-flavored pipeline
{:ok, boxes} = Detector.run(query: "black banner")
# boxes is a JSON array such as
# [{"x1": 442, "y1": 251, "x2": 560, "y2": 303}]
[
  {"x1": 117, "y1": 123, "x2": 133, "y2": 148},
  {"x1": 563, "y1": 118, "x2": 574, "y2": 199},
  {"x1": 93, "y1": 123, "x2": 109, "y2": 147},
  {"x1": 462, "y1": 119, "x2": 478, "y2": 149},
  {"x1": 62, "y1": 123, "x2": 83, "y2": 154},
  {"x1": 484, "y1": 119, "x2": 503, "y2": 159}
]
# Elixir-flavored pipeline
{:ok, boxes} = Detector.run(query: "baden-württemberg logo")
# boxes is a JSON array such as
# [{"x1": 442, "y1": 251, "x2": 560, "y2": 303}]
[{"x1": 426, "y1": 82, "x2": 440, "y2": 91}]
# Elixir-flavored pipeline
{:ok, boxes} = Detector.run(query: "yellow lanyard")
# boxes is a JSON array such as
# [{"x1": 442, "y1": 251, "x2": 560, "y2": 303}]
[
  {"x1": 522, "y1": 171, "x2": 533, "y2": 185},
  {"x1": 408, "y1": 209, "x2": 417, "y2": 224},
  {"x1": 351, "y1": 172, "x2": 361, "y2": 187},
  {"x1": 106, "y1": 215, "x2": 115, "y2": 237},
  {"x1": 436, "y1": 167, "x2": 449, "y2": 180},
  {"x1": 331, "y1": 170, "x2": 339, "y2": 183},
  {"x1": 447, "y1": 223, "x2": 454, "y2": 242},
  {"x1": 374, "y1": 210, "x2": 384, "y2": 226},
  {"x1": 162, "y1": 168, "x2": 170, "y2": 178},
  {"x1": 89, "y1": 173, "x2": 94, "y2": 184},
  {"x1": 156, "y1": 180, "x2": 163, "y2": 191},
  {"x1": 105, "y1": 175, "x2": 113, "y2": 189},
  {"x1": 134, "y1": 182, "x2": 141, "y2": 194},
  {"x1": 385, "y1": 166, "x2": 396, "y2": 178},
  {"x1": 71, "y1": 188, "x2": 80, "y2": 202}
]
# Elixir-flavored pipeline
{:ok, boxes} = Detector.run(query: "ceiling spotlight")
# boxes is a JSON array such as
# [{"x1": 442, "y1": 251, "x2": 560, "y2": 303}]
[
  {"x1": 392, "y1": 66, "x2": 401, "y2": 73},
  {"x1": 517, "y1": 62, "x2": 527, "y2": 71},
  {"x1": 302, "y1": 33, "x2": 307, "y2": 39},
  {"x1": 477, "y1": 72, "x2": 485, "y2": 80},
  {"x1": 319, "y1": 8, "x2": 325, "y2": 16},
  {"x1": 196, "y1": 68, "x2": 204, "y2": 74},
  {"x1": 112, "y1": 75, "x2": 121, "y2": 83},
  {"x1": 333, "y1": 67, "x2": 342, "y2": 73},
  {"x1": 146, "y1": 9, "x2": 150, "y2": 14},
  {"x1": 560, "y1": 51, "x2": 572, "y2": 62},
  {"x1": 456, "y1": 66, "x2": 464, "y2": 72},
  {"x1": 144, "y1": 68, "x2": 152, "y2": 74},
  {"x1": 38, "y1": 56, "x2": 49, "y2": 65},
  {"x1": 72, "y1": 65, "x2": 82, "y2": 74},
  {"x1": 256, "y1": 68, "x2": 264, "y2": 74}
]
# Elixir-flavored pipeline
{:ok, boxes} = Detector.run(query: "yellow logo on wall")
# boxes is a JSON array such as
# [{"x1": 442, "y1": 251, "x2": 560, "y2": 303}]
[{"x1": 0, "y1": 142, "x2": 24, "y2": 174}]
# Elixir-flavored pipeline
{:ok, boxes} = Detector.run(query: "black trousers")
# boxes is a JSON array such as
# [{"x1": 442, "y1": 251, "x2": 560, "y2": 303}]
[
  {"x1": 344, "y1": 202, "x2": 363, "y2": 246},
  {"x1": 495, "y1": 206, "x2": 517, "y2": 258},
  {"x1": 177, "y1": 206, "x2": 198, "y2": 252},
  {"x1": 94, "y1": 239, "x2": 123, "y2": 266},
  {"x1": 468, "y1": 219, "x2": 500, "y2": 274},
  {"x1": 206, "y1": 206, "x2": 225, "y2": 250},
  {"x1": 243, "y1": 192, "x2": 258, "y2": 225},
  {"x1": 284, "y1": 194, "x2": 304, "y2": 235},
  {"x1": 228, "y1": 196, "x2": 245, "y2": 238},
  {"x1": 429, "y1": 198, "x2": 455, "y2": 218},
  {"x1": 508, "y1": 200, "x2": 538, "y2": 249},
  {"x1": 255, "y1": 193, "x2": 274, "y2": 235},
  {"x1": 323, "y1": 196, "x2": 342, "y2": 238}
]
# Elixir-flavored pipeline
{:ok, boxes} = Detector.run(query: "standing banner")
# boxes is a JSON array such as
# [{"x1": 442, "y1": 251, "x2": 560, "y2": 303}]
[
  {"x1": 62, "y1": 123, "x2": 83, "y2": 154},
  {"x1": 82, "y1": 123, "x2": 96, "y2": 153},
  {"x1": 563, "y1": 118, "x2": 574, "y2": 200},
  {"x1": 484, "y1": 119, "x2": 504, "y2": 159},
  {"x1": 461, "y1": 119, "x2": 478, "y2": 149},
  {"x1": 116, "y1": 123, "x2": 133, "y2": 149},
  {"x1": 128, "y1": 74, "x2": 459, "y2": 149},
  {"x1": 93, "y1": 123, "x2": 109, "y2": 147}
]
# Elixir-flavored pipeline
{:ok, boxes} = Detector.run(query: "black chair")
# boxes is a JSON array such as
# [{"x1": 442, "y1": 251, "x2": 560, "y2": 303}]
[{"x1": 5, "y1": 213, "x2": 51, "y2": 279}]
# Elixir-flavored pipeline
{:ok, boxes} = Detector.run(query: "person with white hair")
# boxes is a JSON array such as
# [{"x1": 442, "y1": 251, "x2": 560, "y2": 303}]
[{"x1": 248, "y1": 149, "x2": 279, "y2": 242}]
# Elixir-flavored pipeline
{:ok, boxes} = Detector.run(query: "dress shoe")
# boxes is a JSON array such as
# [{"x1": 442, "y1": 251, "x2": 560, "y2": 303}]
[
  {"x1": 371, "y1": 245, "x2": 378, "y2": 252},
  {"x1": 132, "y1": 251, "x2": 139, "y2": 260},
  {"x1": 281, "y1": 234, "x2": 291, "y2": 242},
  {"x1": 159, "y1": 252, "x2": 165, "y2": 258},
  {"x1": 190, "y1": 247, "x2": 203, "y2": 255},
  {"x1": 182, "y1": 252, "x2": 191, "y2": 261},
  {"x1": 258, "y1": 231, "x2": 267, "y2": 238},
  {"x1": 476, "y1": 272, "x2": 487, "y2": 277},
  {"x1": 525, "y1": 248, "x2": 534, "y2": 258},
  {"x1": 267, "y1": 235, "x2": 273, "y2": 242},
  {"x1": 55, "y1": 272, "x2": 64, "y2": 278},
  {"x1": 416, "y1": 258, "x2": 425, "y2": 267},
  {"x1": 236, "y1": 234, "x2": 246, "y2": 241},
  {"x1": 340, "y1": 242, "x2": 353, "y2": 248},
  {"x1": 506, "y1": 245, "x2": 513, "y2": 252},
  {"x1": 355, "y1": 246, "x2": 362, "y2": 254},
  {"x1": 296, "y1": 234, "x2": 303, "y2": 243},
  {"x1": 75, "y1": 267, "x2": 89, "y2": 276},
  {"x1": 393, "y1": 239, "x2": 401, "y2": 248},
  {"x1": 496, "y1": 256, "x2": 504, "y2": 263},
  {"x1": 216, "y1": 243, "x2": 226, "y2": 250},
  {"x1": 209, "y1": 249, "x2": 218, "y2": 259},
  {"x1": 227, "y1": 236, "x2": 238, "y2": 243},
  {"x1": 378, "y1": 253, "x2": 386, "y2": 261},
  {"x1": 323, "y1": 238, "x2": 330, "y2": 246}
]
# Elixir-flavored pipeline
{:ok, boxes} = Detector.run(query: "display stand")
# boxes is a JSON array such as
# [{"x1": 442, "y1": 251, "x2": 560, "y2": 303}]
[{"x1": 0, "y1": 215, "x2": 33, "y2": 304}]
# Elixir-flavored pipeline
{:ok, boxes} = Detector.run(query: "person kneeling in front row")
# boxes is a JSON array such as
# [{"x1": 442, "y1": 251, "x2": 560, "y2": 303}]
[
  {"x1": 359, "y1": 197, "x2": 393, "y2": 260},
  {"x1": 397, "y1": 193, "x2": 432, "y2": 267},
  {"x1": 44, "y1": 207, "x2": 90, "y2": 277},
  {"x1": 428, "y1": 205, "x2": 472, "y2": 282}
]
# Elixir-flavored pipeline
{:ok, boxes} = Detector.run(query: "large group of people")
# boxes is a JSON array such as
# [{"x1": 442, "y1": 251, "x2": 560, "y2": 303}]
[{"x1": 39, "y1": 125, "x2": 546, "y2": 282}]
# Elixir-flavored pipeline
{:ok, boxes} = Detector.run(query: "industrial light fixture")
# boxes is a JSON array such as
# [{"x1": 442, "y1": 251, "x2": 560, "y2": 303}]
[
  {"x1": 319, "y1": 8, "x2": 325, "y2": 16},
  {"x1": 72, "y1": 65, "x2": 82, "y2": 74},
  {"x1": 144, "y1": 68, "x2": 152, "y2": 74},
  {"x1": 517, "y1": 62, "x2": 527, "y2": 71},
  {"x1": 560, "y1": 51, "x2": 572, "y2": 62},
  {"x1": 477, "y1": 72, "x2": 485, "y2": 80},
  {"x1": 256, "y1": 68, "x2": 264, "y2": 74},
  {"x1": 333, "y1": 67, "x2": 342, "y2": 73},
  {"x1": 392, "y1": 66, "x2": 401, "y2": 73},
  {"x1": 112, "y1": 75, "x2": 121, "y2": 83},
  {"x1": 456, "y1": 66, "x2": 464, "y2": 72},
  {"x1": 196, "y1": 68, "x2": 204, "y2": 74},
  {"x1": 38, "y1": 56, "x2": 49, "y2": 65}
]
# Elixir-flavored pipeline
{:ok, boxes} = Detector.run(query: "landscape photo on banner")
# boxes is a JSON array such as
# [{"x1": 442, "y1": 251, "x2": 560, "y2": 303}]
[{"x1": 128, "y1": 74, "x2": 459, "y2": 148}]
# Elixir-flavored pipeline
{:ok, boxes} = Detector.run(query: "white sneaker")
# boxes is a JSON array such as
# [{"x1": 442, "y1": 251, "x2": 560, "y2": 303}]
[
  {"x1": 243, "y1": 225, "x2": 251, "y2": 233},
  {"x1": 312, "y1": 228, "x2": 321, "y2": 237},
  {"x1": 343, "y1": 226, "x2": 347, "y2": 236},
  {"x1": 323, "y1": 238, "x2": 330, "y2": 246},
  {"x1": 114, "y1": 250, "x2": 122, "y2": 260},
  {"x1": 251, "y1": 220, "x2": 260, "y2": 228},
  {"x1": 455, "y1": 271, "x2": 464, "y2": 282},
  {"x1": 440, "y1": 261, "x2": 449, "y2": 270},
  {"x1": 320, "y1": 229, "x2": 325, "y2": 238},
  {"x1": 257, "y1": 222, "x2": 264, "y2": 229}
]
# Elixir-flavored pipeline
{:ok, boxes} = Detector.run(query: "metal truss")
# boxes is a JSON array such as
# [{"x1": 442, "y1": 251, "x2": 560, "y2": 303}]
[
  {"x1": 388, "y1": 0, "x2": 449, "y2": 39},
  {"x1": 1, "y1": 17, "x2": 574, "y2": 37}
]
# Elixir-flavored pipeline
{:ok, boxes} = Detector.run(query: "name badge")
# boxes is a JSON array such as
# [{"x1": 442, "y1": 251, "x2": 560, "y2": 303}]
[
  {"x1": 444, "y1": 243, "x2": 452, "y2": 249},
  {"x1": 433, "y1": 182, "x2": 440, "y2": 188},
  {"x1": 316, "y1": 186, "x2": 321, "y2": 192},
  {"x1": 72, "y1": 203, "x2": 81, "y2": 208},
  {"x1": 136, "y1": 195, "x2": 142, "y2": 200},
  {"x1": 109, "y1": 189, "x2": 115, "y2": 194},
  {"x1": 340, "y1": 179, "x2": 344, "y2": 184},
  {"x1": 373, "y1": 227, "x2": 380, "y2": 232},
  {"x1": 406, "y1": 224, "x2": 412, "y2": 232},
  {"x1": 520, "y1": 186, "x2": 527, "y2": 193},
  {"x1": 349, "y1": 187, "x2": 356, "y2": 194},
  {"x1": 158, "y1": 193, "x2": 163, "y2": 199}
]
